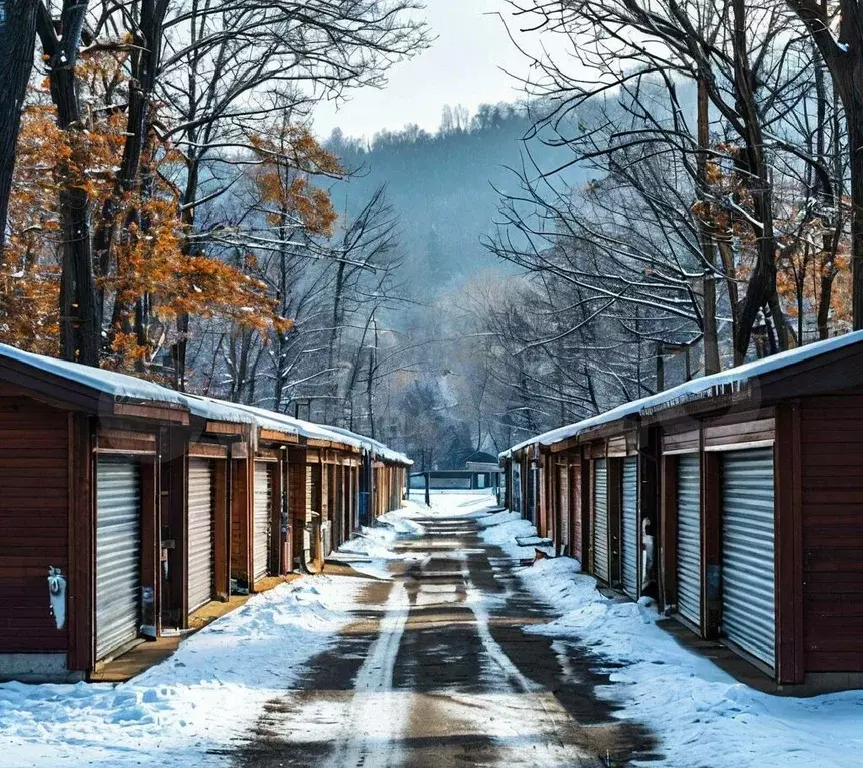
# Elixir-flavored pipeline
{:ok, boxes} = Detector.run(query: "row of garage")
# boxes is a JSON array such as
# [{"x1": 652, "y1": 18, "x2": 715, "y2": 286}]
[
  {"x1": 501, "y1": 331, "x2": 863, "y2": 689},
  {"x1": 0, "y1": 343, "x2": 411, "y2": 682}
]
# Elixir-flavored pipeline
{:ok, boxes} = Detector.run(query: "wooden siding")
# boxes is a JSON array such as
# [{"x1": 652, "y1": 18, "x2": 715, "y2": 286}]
[
  {"x1": 703, "y1": 417, "x2": 775, "y2": 450},
  {"x1": 230, "y1": 459, "x2": 249, "y2": 582},
  {"x1": 0, "y1": 398, "x2": 69, "y2": 652},
  {"x1": 662, "y1": 428, "x2": 700, "y2": 455},
  {"x1": 800, "y1": 396, "x2": 863, "y2": 672},
  {"x1": 288, "y1": 461, "x2": 305, "y2": 570}
]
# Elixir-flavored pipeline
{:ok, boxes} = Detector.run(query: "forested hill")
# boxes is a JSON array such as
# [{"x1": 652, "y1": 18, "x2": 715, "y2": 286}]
[{"x1": 324, "y1": 103, "x2": 581, "y2": 296}]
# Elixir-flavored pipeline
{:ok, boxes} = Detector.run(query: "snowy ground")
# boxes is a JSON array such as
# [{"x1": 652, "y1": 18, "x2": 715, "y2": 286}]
[
  {"x1": 479, "y1": 510, "x2": 863, "y2": 768},
  {"x1": 0, "y1": 576, "x2": 364, "y2": 767},
  {"x1": 4, "y1": 494, "x2": 863, "y2": 767}
]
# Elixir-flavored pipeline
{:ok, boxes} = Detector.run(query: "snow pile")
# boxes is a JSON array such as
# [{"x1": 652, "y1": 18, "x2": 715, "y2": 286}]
[
  {"x1": 378, "y1": 511, "x2": 426, "y2": 536},
  {"x1": 480, "y1": 515, "x2": 863, "y2": 767},
  {"x1": 333, "y1": 516, "x2": 428, "y2": 580},
  {"x1": 0, "y1": 576, "x2": 362, "y2": 768},
  {"x1": 476, "y1": 511, "x2": 554, "y2": 557}
]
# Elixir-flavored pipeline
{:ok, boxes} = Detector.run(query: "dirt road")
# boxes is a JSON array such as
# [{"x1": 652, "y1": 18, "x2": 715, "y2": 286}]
[{"x1": 232, "y1": 512, "x2": 659, "y2": 767}]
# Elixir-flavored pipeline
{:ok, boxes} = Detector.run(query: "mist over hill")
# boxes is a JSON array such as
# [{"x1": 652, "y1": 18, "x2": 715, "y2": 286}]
[{"x1": 324, "y1": 102, "x2": 585, "y2": 301}]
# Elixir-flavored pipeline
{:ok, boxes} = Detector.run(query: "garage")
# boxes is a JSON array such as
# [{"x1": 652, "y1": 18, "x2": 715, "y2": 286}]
[
  {"x1": 621, "y1": 457, "x2": 638, "y2": 598},
  {"x1": 592, "y1": 458, "x2": 609, "y2": 582},
  {"x1": 721, "y1": 447, "x2": 776, "y2": 669},
  {"x1": 95, "y1": 460, "x2": 141, "y2": 661},
  {"x1": 253, "y1": 462, "x2": 273, "y2": 583},
  {"x1": 187, "y1": 458, "x2": 215, "y2": 613},
  {"x1": 677, "y1": 454, "x2": 702, "y2": 629}
]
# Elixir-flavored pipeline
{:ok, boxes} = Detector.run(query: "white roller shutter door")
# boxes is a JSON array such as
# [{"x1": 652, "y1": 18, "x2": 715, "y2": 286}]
[
  {"x1": 621, "y1": 457, "x2": 638, "y2": 599},
  {"x1": 722, "y1": 448, "x2": 776, "y2": 669},
  {"x1": 96, "y1": 461, "x2": 141, "y2": 661},
  {"x1": 187, "y1": 459, "x2": 215, "y2": 613},
  {"x1": 676, "y1": 455, "x2": 702, "y2": 628},
  {"x1": 593, "y1": 459, "x2": 609, "y2": 583},
  {"x1": 253, "y1": 463, "x2": 272, "y2": 582}
]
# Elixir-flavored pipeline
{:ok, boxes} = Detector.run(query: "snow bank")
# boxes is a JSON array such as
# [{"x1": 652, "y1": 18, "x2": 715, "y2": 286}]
[
  {"x1": 476, "y1": 511, "x2": 555, "y2": 558},
  {"x1": 480, "y1": 514, "x2": 863, "y2": 767},
  {"x1": 333, "y1": 516, "x2": 428, "y2": 580},
  {"x1": 0, "y1": 576, "x2": 362, "y2": 768}
]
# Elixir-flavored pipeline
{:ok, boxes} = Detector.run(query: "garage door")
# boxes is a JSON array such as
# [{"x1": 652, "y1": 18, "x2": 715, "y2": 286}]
[
  {"x1": 558, "y1": 465, "x2": 570, "y2": 556},
  {"x1": 722, "y1": 448, "x2": 775, "y2": 669},
  {"x1": 253, "y1": 463, "x2": 272, "y2": 582},
  {"x1": 187, "y1": 458, "x2": 215, "y2": 613},
  {"x1": 677, "y1": 455, "x2": 702, "y2": 628},
  {"x1": 593, "y1": 459, "x2": 609, "y2": 582},
  {"x1": 512, "y1": 462, "x2": 522, "y2": 515},
  {"x1": 621, "y1": 457, "x2": 639, "y2": 598},
  {"x1": 96, "y1": 460, "x2": 141, "y2": 661}
]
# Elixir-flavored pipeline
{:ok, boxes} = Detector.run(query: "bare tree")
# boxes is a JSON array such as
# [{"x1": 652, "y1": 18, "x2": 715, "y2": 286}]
[{"x1": 0, "y1": 0, "x2": 39, "y2": 252}]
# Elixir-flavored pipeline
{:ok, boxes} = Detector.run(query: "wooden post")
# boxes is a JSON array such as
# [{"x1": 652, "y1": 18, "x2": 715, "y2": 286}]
[
  {"x1": 230, "y1": 453, "x2": 250, "y2": 592},
  {"x1": 140, "y1": 456, "x2": 158, "y2": 638},
  {"x1": 164, "y1": 428, "x2": 187, "y2": 628},
  {"x1": 67, "y1": 413, "x2": 93, "y2": 673},
  {"x1": 270, "y1": 459, "x2": 282, "y2": 576},
  {"x1": 608, "y1": 457, "x2": 623, "y2": 588},
  {"x1": 660, "y1": 453, "x2": 679, "y2": 613},
  {"x1": 213, "y1": 459, "x2": 229, "y2": 600},
  {"x1": 775, "y1": 402, "x2": 804, "y2": 684},
  {"x1": 702, "y1": 450, "x2": 722, "y2": 639}
]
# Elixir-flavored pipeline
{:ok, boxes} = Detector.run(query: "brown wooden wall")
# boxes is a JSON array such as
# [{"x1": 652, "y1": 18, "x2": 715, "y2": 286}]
[
  {"x1": 0, "y1": 398, "x2": 69, "y2": 653},
  {"x1": 230, "y1": 458, "x2": 249, "y2": 582},
  {"x1": 800, "y1": 396, "x2": 863, "y2": 672}
]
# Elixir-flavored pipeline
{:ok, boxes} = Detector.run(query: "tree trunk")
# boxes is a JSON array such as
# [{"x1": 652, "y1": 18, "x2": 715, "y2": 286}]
[
  {"x1": 37, "y1": 0, "x2": 99, "y2": 365},
  {"x1": 51, "y1": 65, "x2": 99, "y2": 366},
  {"x1": 0, "y1": 0, "x2": 38, "y2": 252},
  {"x1": 790, "y1": 0, "x2": 863, "y2": 328},
  {"x1": 730, "y1": 0, "x2": 786, "y2": 363},
  {"x1": 697, "y1": 78, "x2": 721, "y2": 375},
  {"x1": 93, "y1": 0, "x2": 168, "y2": 329}
]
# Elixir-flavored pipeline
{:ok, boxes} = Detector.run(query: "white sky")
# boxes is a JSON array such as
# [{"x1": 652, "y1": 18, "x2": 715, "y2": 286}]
[{"x1": 312, "y1": 0, "x2": 551, "y2": 141}]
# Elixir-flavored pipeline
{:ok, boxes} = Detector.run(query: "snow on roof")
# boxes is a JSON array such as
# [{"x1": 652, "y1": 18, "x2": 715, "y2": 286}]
[
  {"x1": 323, "y1": 424, "x2": 414, "y2": 465},
  {"x1": 501, "y1": 330, "x2": 863, "y2": 459},
  {"x1": 0, "y1": 342, "x2": 189, "y2": 407},
  {"x1": 0, "y1": 343, "x2": 409, "y2": 462}
]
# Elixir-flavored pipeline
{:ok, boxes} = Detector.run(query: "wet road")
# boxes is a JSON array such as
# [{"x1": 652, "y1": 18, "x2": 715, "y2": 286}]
[{"x1": 232, "y1": 512, "x2": 659, "y2": 767}]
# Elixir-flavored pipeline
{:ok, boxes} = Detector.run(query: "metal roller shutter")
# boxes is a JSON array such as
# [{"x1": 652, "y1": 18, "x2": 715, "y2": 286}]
[
  {"x1": 677, "y1": 455, "x2": 702, "y2": 628},
  {"x1": 621, "y1": 457, "x2": 639, "y2": 598},
  {"x1": 722, "y1": 448, "x2": 775, "y2": 669},
  {"x1": 187, "y1": 459, "x2": 215, "y2": 613},
  {"x1": 253, "y1": 463, "x2": 272, "y2": 582},
  {"x1": 512, "y1": 463, "x2": 522, "y2": 515},
  {"x1": 558, "y1": 465, "x2": 570, "y2": 556},
  {"x1": 593, "y1": 459, "x2": 609, "y2": 582},
  {"x1": 96, "y1": 461, "x2": 141, "y2": 661}
]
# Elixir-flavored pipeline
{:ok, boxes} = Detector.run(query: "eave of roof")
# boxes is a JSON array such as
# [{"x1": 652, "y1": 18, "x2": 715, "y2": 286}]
[{"x1": 499, "y1": 330, "x2": 863, "y2": 460}]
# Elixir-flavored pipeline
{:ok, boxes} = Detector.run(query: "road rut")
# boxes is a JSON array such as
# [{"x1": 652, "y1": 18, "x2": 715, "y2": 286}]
[{"x1": 232, "y1": 513, "x2": 659, "y2": 767}]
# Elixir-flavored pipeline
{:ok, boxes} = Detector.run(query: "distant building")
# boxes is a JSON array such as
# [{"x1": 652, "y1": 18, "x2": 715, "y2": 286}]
[
  {"x1": 464, "y1": 451, "x2": 500, "y2": 473},
  {"x1": 410, "y1": 451, "x2": 502, "y2": 493}
]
